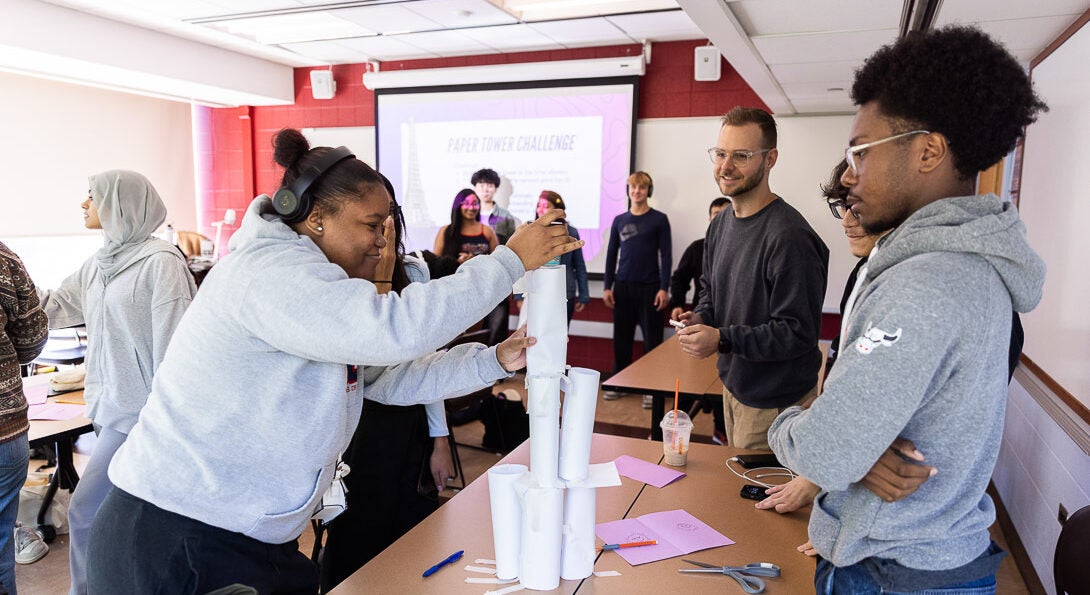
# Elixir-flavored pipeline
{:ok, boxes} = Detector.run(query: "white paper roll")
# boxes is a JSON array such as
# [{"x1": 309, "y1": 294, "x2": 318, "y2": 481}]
[
  {"x1": 519, "y1": 485, "x2": 564, "y2": 590},
  {"x1": 488, "y1": 464, "x2": 528, "y2": 581},
  {"x1": 560, "y1": 486, "x2": 596, "y2": 580},
  {"x1": 527, "y1": 374, "x2": 561, "y2": 487},
  {"x1": 559, "y1": 367, "x2": 600, "y2": 482},
  {"x1": 525, "y1": 265, "x2": 568, "y2": 376}
]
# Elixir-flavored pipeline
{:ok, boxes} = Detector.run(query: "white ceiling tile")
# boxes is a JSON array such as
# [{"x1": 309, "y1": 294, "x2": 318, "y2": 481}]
[
  {"x1": 203, "y1": 12, "x2": 373, "y2": 44},
  {"x1": 729, "y1": 0, "x2": 903, "y2": 36},
  {"x1": 753, "y1": 28, "x2": 898, "y2": 65},
  {"x1": 787, "y1": 96, "x2": 857, "y2": 114},
  {"x1": 606, "y1": 10, "x2": 703, "y2": 41},
  {"x1": 278, "y1": 39, "x2": 367, "y2": 64},
  {"x1": 459, "y1": 23, "x2": 566, "y2": 52},
  {"x1": 781, "y1": 81, "x2": 853, "y2": 100},
  {"x1": 944, "y1": 15, "x2": 1079, "y2": 51},
  {"x1": 528, "y1": 18, "x2": 634, "y2": 47},
  {"x1": 389, "y1": 29, "x2": 494, "y2": 57},
  {"x1": 336, "y1": 35, "x2": 440, "y2": 61},
  {"x1": 935, "y1": 0, "x2": 1089, "y2": 24},
  {"x1": 403, "y1": 0, "x2": 518, "y2": 28},
  {"x1": 769, "y1": 60, "x2": 859, "y2": 85},
  {"x1": 331, "y1": 4, "x2": 445, "y2": 35},
  {"x1": 510, "y1": 0, "x2": 678, "y2": 21}
]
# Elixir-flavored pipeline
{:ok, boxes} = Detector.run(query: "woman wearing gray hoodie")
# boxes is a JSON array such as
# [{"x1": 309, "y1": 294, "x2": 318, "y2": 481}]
[{"x1": 39, "y1": 170, "x2": 196, "y2": 594}]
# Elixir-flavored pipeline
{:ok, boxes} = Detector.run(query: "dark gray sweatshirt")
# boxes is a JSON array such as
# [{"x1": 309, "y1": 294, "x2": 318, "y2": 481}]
[{"x1": 769, "y1": 194, "x2": 1045, "y2": 571}]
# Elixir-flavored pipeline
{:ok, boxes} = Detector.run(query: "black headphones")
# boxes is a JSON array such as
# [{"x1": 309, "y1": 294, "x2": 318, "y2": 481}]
[
  {"x1": 625, "y1": 171, "x2": 654, "y2": 198},
  {"x1": 273, "y1": 146, "x2": 355, "y2": 224}
]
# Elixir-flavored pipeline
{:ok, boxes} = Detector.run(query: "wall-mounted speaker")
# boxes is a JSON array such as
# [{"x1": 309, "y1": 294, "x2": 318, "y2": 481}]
[
  {"x1": 694, "y1": 46, "x2": 721, "y2": 82},
  {"x1": 310, "y1": 70, "x2": 336, "y2": 100}
]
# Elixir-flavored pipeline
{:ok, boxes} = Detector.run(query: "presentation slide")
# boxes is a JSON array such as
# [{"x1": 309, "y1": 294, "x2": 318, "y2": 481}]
[{"x1": 376, "y1": 81, "x2": 636, "y2": 271}]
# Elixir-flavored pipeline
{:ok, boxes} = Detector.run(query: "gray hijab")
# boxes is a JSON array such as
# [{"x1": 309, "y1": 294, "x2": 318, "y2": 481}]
[{"x1": 90, "y1": 170, "x2": 178, "y2": 281}]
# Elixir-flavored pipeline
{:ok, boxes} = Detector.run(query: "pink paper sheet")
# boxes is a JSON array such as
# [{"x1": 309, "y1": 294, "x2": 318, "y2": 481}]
[
  {"x1": 23, "y1": 383, "x2": 48, "y2": 406},
  {"x1": 613, "y1": 454, "x2": 685, "y2": 488},
  {"x1": 27, "y1": 403, "x2": 85, "y2": 421},
  {"x1": 595, "y1": 509, "x2": 734, "y2": 565}
]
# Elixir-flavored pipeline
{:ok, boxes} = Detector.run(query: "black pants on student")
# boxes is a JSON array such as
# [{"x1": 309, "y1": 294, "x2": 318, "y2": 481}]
[
  {"x1": 87, "y1": 487, "x2": 319, "y2": 595},
  {"x1": 611, "y1": 281, "x2": 665, "y2": 373},
  {"x1": 319, "y1": 400, "x2": 438, "y2": 592}
]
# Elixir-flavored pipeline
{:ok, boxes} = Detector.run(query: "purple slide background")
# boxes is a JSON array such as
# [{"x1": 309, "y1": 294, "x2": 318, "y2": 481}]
[{"x1": 377, "y1": 84, "x2": 635, "y2": 267}]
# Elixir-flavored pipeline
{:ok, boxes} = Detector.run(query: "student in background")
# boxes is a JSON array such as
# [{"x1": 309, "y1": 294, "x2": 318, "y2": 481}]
[
  {"x1": 471, "y1": 168, "x2": 519, "y2": 245},
  {"x1": 667, "y1": 196, "x2": 729, "y2": 323},
  {"x1": 38, "y1": 171, "x2": 196, "y2": 595},
  {"x1": 602, "y1": 171, "x2": 671, "y2": 408},
  {"x1": 676, "y1": 108, "x2": 828, "y2": 449},
  {"x1": 517, "y1": 190, "x2": 589, "y2": 324},
  {"x1": 87, "y1": 129, "x2": 581, "y2": 593},
  {"x1": 319, "y1": 177, "x2": 454, "y2": 592},
  {"x1": 0, "y1": 242, "x2": 49, "y2": 593},
  {"x1": 434, "y1": 189, "x2": 497, "y2": 264},
  {"x1": 767, "y1": 27, "x2": 1046, "y2": 593}
]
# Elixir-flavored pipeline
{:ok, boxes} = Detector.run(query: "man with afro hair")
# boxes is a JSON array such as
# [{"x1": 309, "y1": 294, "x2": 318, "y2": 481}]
[{"x1": 768, "y1": 26, "x2": 1047, "y2": 594}]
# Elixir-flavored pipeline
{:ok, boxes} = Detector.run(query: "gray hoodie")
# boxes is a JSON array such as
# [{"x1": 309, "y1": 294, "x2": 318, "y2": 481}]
[
  {"x1": 769, "y1": 194, "x2": 1045, "y2": 571},
  {"x1": 109, "y1": 195, "x2": 523, "y2": 544},
  {"x1": 40, "y1": 170, "x2": 195, "y2": 433}
]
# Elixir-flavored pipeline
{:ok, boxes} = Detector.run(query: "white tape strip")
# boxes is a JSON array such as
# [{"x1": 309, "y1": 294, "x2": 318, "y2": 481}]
[
  {"x1": 485, "y1": 584, "x2": 525, "y2": 595},
  {"x1": 475, "y1": 559, "x2": 497, "y2": 565},
  {"x1": 593, "y1": 570, "x2": 622, "y2": 577},
  {"x1": 465, "y1": 577, "x2": 519, "y2": 584},
  {"x1": 464, "y1": 565, "x2": 498, "y2": 575}
]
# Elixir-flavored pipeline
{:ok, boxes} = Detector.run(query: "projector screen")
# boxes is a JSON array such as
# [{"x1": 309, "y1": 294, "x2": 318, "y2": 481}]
[{"x1": 376, "y1": 78, "x2": 638, "y2": 273}]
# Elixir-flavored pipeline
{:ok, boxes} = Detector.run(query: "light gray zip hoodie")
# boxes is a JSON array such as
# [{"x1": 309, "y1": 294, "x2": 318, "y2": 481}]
[
  {"x1": 108, "y1": 195, "x2": 522, "y2": 544},
  {"x1": 769, "y1": 194, "x2": 1045, "y2": 571},
  {"x1": 39, "y1": 170, "x2": 195, "y2": 433}
]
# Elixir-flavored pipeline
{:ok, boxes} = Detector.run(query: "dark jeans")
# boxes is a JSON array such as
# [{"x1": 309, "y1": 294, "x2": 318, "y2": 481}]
[
  {"x1": 87, "y1": 488, "x2": 319, "y2": 595},
  {"x1": 611, "y1": 281, "x2": 664, "y2": 373},
  {"x1": 815, "y1": 557, "x2": 997, "y2": 594}
]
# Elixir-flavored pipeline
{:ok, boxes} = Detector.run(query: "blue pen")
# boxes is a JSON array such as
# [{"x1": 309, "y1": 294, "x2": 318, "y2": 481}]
[{"x1": 423, "y1": 550, "x2": 464, "y2": 577}]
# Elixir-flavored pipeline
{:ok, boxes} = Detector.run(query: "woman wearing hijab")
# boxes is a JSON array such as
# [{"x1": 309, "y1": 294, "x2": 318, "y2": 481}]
[{"x1": 39, "y1": 170, "x2": 196, "y2": 595}]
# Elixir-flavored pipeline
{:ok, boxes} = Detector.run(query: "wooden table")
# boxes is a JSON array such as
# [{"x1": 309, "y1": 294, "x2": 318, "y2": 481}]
[
  {"x1": 332, "y1": 434, "x2": 814, "y2": 594},
  {"x1": 601, "y1": 336, "x2": 723, "y2": 441},
  {"x1": 24, "y1": 374, "x2": 92, "y2": 542}
]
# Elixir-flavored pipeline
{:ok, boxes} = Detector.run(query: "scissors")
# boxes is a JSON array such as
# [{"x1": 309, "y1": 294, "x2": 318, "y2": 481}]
[{"x1": 678, "y1": 559, "x2": 781, "y2": 594}]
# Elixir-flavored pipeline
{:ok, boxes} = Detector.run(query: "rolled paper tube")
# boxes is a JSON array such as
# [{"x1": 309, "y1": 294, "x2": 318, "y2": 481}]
[
  {"x1": 519, "y1": 485, "x2": 564, "y2": 591},
  {"x1": 560, "y1": 486, "x2": 596, "y2": 580},
  {"x1": 527, "y1": 374, "x2": 561, "y2": 487},
  {"x1": 487, "y1": 464, "x2": 528, "y2": 580},
  {"x1": 525, "y1": 265, "x2": 568, "y2": 377},
  {"x1": 559, "y1": 367, "x2": 600, "y2": 482}
]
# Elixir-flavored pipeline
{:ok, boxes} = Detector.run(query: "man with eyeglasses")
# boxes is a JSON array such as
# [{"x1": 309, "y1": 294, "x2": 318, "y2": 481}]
[
  {"x1": 767, "y1": 27, "x2": 1046, "y2": 594},
  {"x1": 675, "y1": 106, "x2": 828, "y2": 450}
]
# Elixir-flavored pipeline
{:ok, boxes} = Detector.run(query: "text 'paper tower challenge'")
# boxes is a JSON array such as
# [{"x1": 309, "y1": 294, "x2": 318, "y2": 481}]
[{"x1": 487, "y1": 264, "x2": 620, "y2": 590}]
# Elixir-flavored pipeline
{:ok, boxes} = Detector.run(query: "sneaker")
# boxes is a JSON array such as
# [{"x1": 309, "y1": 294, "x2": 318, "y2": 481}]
[
  {"x1": 14, "y1": 523, "x2": 48, "y2": 564},
  {"x1": 642, "y1": 395, "x2": 654, "y2": 409},
  {"x1": 602, "y1": 391, "x2": 623, "y2": 401}
]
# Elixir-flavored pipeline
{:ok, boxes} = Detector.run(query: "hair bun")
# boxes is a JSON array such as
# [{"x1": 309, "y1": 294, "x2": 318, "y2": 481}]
[{"x1": 273, "y1": 128, "x2": 311, "y2": 169}]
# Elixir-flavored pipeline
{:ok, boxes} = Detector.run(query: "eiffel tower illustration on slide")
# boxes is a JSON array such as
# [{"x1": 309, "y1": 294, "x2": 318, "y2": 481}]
[{"x1": 401, "y1": 118, "x2": 435, "y2": 227}]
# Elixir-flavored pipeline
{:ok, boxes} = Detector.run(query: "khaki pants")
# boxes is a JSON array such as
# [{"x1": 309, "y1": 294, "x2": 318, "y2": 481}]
[{"x1": 722, "y1": 384, "x2": 818, "y2": 450}]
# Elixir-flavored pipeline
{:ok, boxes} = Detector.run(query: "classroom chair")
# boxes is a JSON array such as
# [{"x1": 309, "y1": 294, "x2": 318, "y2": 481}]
[{"x1": 1054, "y1": 504, "x2": 1090, "y2": 594}]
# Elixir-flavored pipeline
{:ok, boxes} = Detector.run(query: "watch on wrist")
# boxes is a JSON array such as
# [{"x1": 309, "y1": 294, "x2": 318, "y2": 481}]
[{"x1": 718, "y1": 329, "x2": 732, "y2": 353}]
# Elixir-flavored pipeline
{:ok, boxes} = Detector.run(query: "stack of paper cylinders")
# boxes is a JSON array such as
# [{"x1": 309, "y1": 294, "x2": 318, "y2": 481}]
[
  {"x1": 525, "y1": 265, "x2": 568, "y2": 376},
  {"x1": 560, "y1": 486, "x2": 596, "y2": 580},
  {"x1": 559, "y1": 367, "x2": 600, "y2": 482},
  {"x1": 519, "y1": 485, "x2": 564, "y2": 590},
  {"x1": 487, "y1": 464, "x2": 527, "y2": 580},
  {"x1": 528, "y1": 374, "x2": 561, "y2": 487}
]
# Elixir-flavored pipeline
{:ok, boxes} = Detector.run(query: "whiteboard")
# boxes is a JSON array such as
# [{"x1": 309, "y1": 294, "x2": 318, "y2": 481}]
[
  {"x1": 302, "y1": 126, "x2": 377, "y2": 168},
  {"x1": 1019, "y1": 19, "x2": 1090, "y2": 412}
]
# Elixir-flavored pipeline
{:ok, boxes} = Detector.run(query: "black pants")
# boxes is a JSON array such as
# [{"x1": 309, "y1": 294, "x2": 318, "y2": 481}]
[
  {"x1": 319, "y1": 400, "x2": 438, "y2": 593},
  {"x1": 612, "y1": 281, "x2": 665, "y2": 373},
  {"x1": 484, "y1": 298, "x2": 510, "y2": 346},
  {"x1": 87, "y1": 488, "x2": 318, "y2": 595}
]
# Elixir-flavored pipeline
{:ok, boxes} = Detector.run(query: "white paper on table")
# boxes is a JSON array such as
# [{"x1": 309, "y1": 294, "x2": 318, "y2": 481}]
[
  {"x1": 526, "y1": 374, "x2": 561, "y2": 487},
  {"x1": 27, "y1": 402, "x2": 84, "y2": 420},
  {"x1": 559, "y1": 367, "x2": 600, "y2": 482},
  {"x1": 488, "y1": 464, "x2": 528, "y2": 581},
  {"x1": 563, "y1": 462, "x2": 621, "y2": 489},
  {"x1": 560, "y1": 486, "x2": 596, "y2": 580},
  {"x1": 517, "y1": 480, "x2": 564, "y2": 591},
  {"x1": 525, "y1": 265, "x2": 568, "y2": 376}
]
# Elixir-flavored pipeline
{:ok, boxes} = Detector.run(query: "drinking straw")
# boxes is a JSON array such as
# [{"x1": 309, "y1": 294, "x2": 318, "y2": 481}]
[{"x1": 674, "y1": 378, "x2": 681, "y2": 453}]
